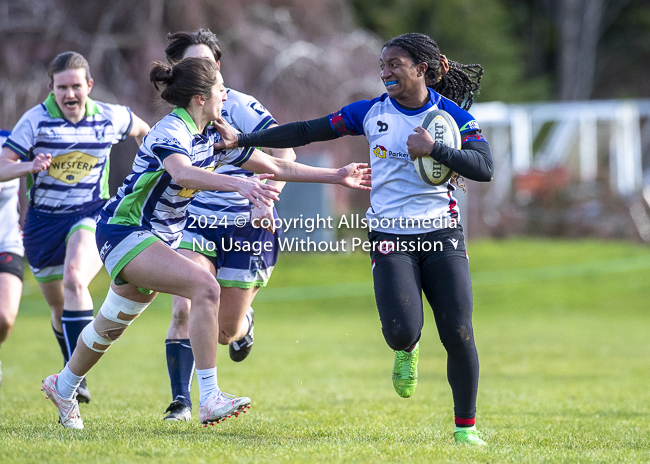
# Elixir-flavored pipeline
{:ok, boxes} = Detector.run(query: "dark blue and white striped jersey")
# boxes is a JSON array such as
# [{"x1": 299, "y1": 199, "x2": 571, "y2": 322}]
[
  {"x1": 100, "y1": 108, "x2": 252, "y2": 247},
  {"x1": 187, "y1": 88, "x2": 269, "y2": 225},
  {"x1": 2, "y1": 93, "x2": 133, "y2": 214}
]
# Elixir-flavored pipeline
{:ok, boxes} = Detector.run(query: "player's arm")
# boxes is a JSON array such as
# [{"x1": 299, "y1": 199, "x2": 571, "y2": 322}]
[
  {"x1": 250, "y1": 123, "x2": 297, "y2": 232},
  {"x1": 213, "y1": 116, "x2": 339, "y2": 149},
  {"x1": 128, "y1": 114, "x2": 150, "y2": 147},
  {"x1": 240, "y1": 148, "x2": 370, "y2": 190},
  {"x1": 407, "y1": 129, "x2": 493, "y2": 182},
  {"x1": 162, "y1": 152, "x2": 280, "y2": 209},
  {"x1": 0, "y1": 147, "x2": 51, "y2": 182}
]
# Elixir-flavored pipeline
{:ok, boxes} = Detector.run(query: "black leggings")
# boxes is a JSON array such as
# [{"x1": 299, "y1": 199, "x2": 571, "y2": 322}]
[{"x1": 370, "y1": 228, "x2": 479, "y2": 419}]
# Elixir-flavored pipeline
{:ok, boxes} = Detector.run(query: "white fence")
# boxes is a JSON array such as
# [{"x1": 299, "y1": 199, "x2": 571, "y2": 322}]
[
  {"x1": 472, "y1": 98, "x2": 650, "y2": 194},
  {"x1": 469, "y1": 99, "x2": 650, "y2": 239}
]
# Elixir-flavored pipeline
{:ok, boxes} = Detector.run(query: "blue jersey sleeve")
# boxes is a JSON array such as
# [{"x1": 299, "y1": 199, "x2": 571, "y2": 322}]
[
  {"x1": 328, "y1": 97, "x2": 383, "y2": 137},
  {"x1": 436, "y1": 96, "x2": 483, "y2": 137}
]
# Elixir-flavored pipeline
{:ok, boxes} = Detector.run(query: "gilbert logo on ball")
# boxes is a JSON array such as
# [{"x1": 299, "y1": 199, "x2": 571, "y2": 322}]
[{"x1": 414, "y1": 109, "x2": 461, "y2": 186}]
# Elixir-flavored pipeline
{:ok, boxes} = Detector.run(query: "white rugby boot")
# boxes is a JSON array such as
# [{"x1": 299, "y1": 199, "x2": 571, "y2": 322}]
[
  {"x1": 41, "y1": 374, "x2": 84, "y2": 429},
  {"x1": 199, "y1": 391, "x2": 251, "y2": 425}
]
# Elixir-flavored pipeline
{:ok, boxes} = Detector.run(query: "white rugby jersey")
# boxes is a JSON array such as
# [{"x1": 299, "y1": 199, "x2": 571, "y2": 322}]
[
  {"x1": 2, "y1": 93, "x2": 133, "y2": 214},
  {"x1": 0, "y1": 131, "x2": 23, "y2": 256},
  {"x1": 188, "y1": 88, "x2": 275, "y2": 224},
  {"x1": 101, "y1": 108, "x2": 252, "y2": 246},
  {"x1": 329, "y1": 89, "x2": 481, "y2": 234}
]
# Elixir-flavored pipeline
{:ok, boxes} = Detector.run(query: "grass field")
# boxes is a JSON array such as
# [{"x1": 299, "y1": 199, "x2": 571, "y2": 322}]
[{"x1": 0, "y1": 238, "x2": 649, "y2": 463}]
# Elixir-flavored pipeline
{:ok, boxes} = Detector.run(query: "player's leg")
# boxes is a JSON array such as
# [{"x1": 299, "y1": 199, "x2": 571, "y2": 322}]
[
  {"x1": 369, "y1": 232, "x2": 423, "y2": 398},
  {"x1": 42, "y1": 279, "x2": 156, "y2": 429},
  {"x1": 116, "y1": 241, "x2": 250, "y2": 424},
  {"x1": 163, "y1": 248, "x2": 216, "y2": 421},
  {"x1": 23, "y1": 209, "x2": 92, "y2": 382},
  {"x1": 58, "y1": 222, "x2": 103, "y2": 403},
  {"x1": 218, "y1": 286, "x2": 257, "y2": 345},
  {"x1": 38, "y1": 280, "x2": 68, "y2": 362},
  {"x1": 217, "y1": 221, "x2": 279, "y2": 362},
  {"x1": 420, "y1": 229, "x2": 484, "y2": 445},
  {"x1": 0, "y1": 274, "x2": 22, "y2": 345},
  {"x1": 0, "y1": 253, "x2": 24, "y2": 386},
  {"x1": 42, "y1": 239, "x2": 238, "y2": 428}
]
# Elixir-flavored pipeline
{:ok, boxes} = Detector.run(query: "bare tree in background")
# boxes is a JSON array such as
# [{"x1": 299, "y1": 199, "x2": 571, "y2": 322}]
[
  {"x1": 0, "y1": 0, "x2": 382, "y2": 211},
  {"x1": 557, "y1": 0, "x2": 606, "y2": 100},
  {"x1": 557, "y1": 0, "x2": 635, "y2": 100}
]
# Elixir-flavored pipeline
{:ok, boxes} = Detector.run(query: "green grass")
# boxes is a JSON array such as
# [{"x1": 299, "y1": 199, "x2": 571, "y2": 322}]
[{"x1": 1, "y1": 238, "x2": 649, "y2": 463}]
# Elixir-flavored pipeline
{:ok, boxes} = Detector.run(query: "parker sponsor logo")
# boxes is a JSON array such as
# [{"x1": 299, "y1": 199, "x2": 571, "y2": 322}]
[
  {"x1": 373, "y1": 145, "x2": 387, "y2": 158},
  {"x1": 372, "y1": 145, "x2": 409, "y2": 160}
]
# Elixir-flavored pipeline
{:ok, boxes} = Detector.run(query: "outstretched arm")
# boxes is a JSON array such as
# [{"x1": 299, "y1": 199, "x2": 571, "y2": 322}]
[
  {"x1": 213, "y1": 116, "x2": 339, "y2": 150},
  {"x1": 250, "y1": 123, "x2": 297, "y2": 233},
  {"x1": 240, "y1": 149, "x2": 370, "y2": 190},
  {"x1": 163, "y1": 153, "x2": 281, "y2": 208},
  {"x1": 0, "y1": 147, "x2": 51, "y2": 182}
]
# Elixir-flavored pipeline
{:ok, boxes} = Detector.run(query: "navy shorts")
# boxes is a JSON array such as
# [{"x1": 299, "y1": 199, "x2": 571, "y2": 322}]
[
  {"x1": 179, "y1": 215, "x2": 281, "y2": 289},
  {"x1": 95, "y1": 221, "x2": 161, "y2": 284},
  {"x1": 23, "y1": 204, "x2": 103, "y2": 282}
]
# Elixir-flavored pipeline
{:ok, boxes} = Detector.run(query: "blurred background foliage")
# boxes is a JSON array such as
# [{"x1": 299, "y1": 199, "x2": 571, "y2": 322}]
[
  {"x1": 2, "y1": 0, "x2": 649, "y2": 127},
  {"x1": 1, "y1": 0, "x2": 649, "y2": 218},
  {"x1": 351, "y1": 0, "x2": 650, "y2": 102}
]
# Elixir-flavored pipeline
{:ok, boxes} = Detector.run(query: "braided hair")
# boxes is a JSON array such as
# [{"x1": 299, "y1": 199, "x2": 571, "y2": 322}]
[
  {"x1": 383, "y1": 33, "x2": 483, "y2": 110},
  {"x1": 383, "y1": 33, "x2": 483, "y2": 190}
]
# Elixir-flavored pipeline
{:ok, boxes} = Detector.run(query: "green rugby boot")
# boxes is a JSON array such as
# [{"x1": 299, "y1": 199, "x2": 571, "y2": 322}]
[
  {"x1": 392, "y1": 342, "x2": 419, "y2": 398},
  {"x1": 454, "y1": 428, "x2": 486, "y2": 446}
]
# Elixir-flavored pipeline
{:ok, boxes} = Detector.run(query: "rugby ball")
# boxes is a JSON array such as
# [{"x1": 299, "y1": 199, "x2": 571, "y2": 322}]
[{"x1": 414, "y1": 109, "x2": 461, "y2": 186}]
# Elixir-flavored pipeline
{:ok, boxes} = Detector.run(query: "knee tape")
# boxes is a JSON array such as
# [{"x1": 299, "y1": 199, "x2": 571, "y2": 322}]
[{"x1": 81, "y1": 288, "x2": 151, "y2": 353}]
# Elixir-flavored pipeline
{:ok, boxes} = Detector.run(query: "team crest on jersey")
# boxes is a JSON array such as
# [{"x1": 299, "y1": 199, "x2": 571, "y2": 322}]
[
  {"x1": 249, "y1": 255, "x2": 264, "y2": 277},
  {"x1": 48, "y1": 151, "x2": 98, "y2": 184},
  {"x1": 94, "y1": 126, "x2": 105, "y2": 141},
  {"x1": 373, "y1": 145, "x2": 387, "y2": 158},
  {"x1": 248, "y1": 101, "x2": 267, "y2": 116}
]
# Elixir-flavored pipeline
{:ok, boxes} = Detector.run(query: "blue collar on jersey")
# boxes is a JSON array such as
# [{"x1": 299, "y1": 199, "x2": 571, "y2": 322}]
[
  {"x1": 172, "y1": 107, "x2": 204, "y2": 136},
  {"x1": 43, "y1": 92, "x2": 101, "y2": 119},
  {"x1": 389, "y1": 88, "x2": 442, "y2": 116}
]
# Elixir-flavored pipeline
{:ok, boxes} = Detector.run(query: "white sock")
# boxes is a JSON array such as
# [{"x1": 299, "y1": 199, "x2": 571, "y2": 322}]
[
  {"x1": 246, "y1": 308, "x2": 253, "y2": 331},
  {"x1": 196, "y1": 367, "x2": 219, "y2": 406},
  {"x1": 56, "y1": 364, "x2": 84, "y2": 400}
]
